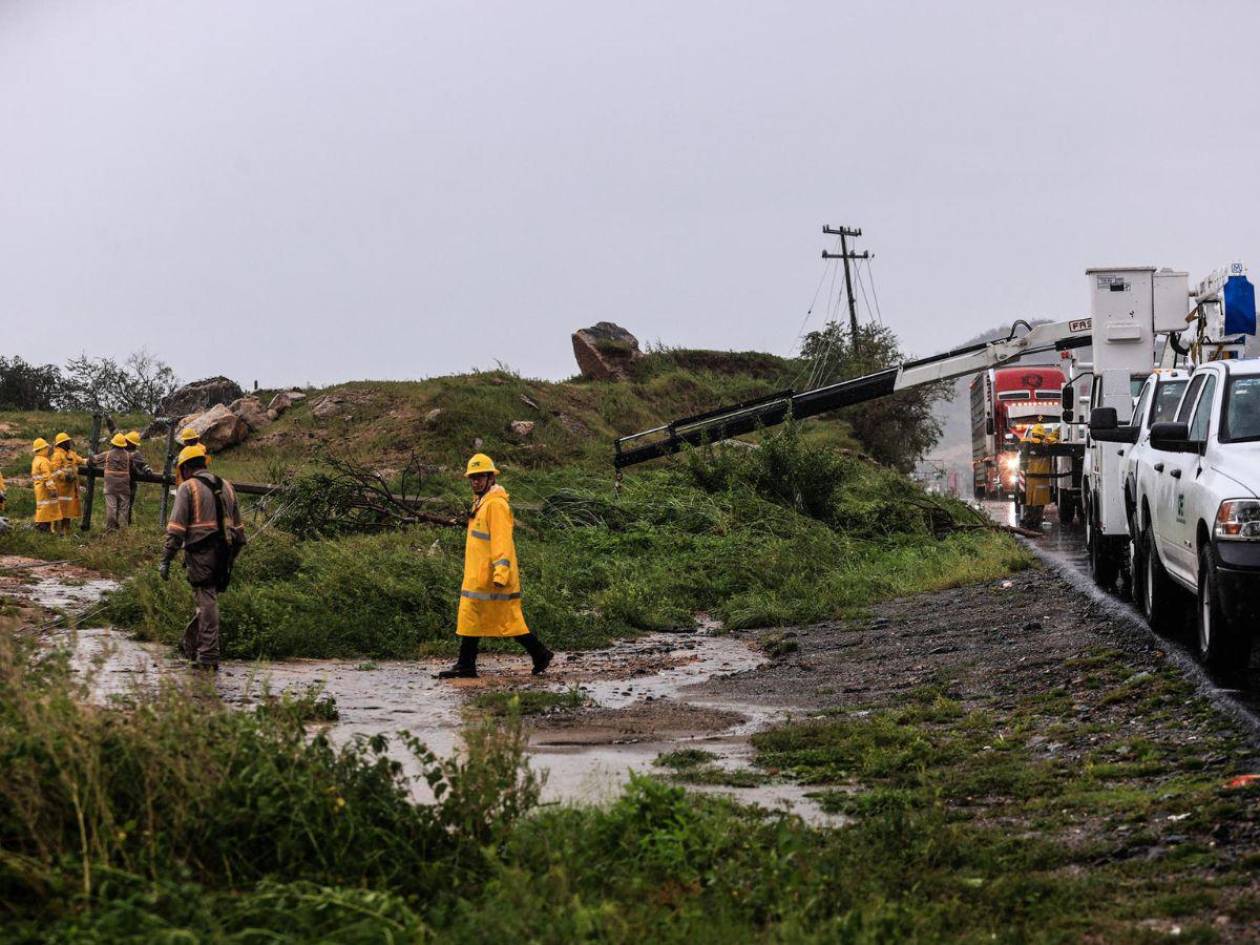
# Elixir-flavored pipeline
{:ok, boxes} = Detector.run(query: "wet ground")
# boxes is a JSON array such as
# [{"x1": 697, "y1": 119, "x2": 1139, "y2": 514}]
[
  {"x1": 979, "y1": 498, "x2": 1260, "y2": 722},
  {"x1": 5, "y1": 507, "x2": 1258, "y2": 828},
  {"x1": 1, "y1": 555, "x2": 841, "y2": 820}
]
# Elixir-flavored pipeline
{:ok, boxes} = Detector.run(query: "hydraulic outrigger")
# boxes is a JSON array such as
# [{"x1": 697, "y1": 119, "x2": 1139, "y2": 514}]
[{"x1": 613, "y1": 318, "x2": 1094, "y2": 469}]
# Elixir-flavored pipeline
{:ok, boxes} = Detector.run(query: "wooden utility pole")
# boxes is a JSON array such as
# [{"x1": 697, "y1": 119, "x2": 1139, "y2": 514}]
[{"x1": 821, "y1": 225, "x2": 871, "y2": 348}]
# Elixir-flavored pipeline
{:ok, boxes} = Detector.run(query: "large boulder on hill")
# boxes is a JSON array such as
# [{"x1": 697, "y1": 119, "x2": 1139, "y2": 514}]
[
  {"x1": 572, "y1": 322, "x2": 643, "y2": 381},
  {"x1": 228, "y1": 396, "x2": 271, "y2": 432},
  {"x1": 179, "y1": 403, "x2": 249, "y2": 452},
  {"x1": 267, "y1": 390, "x2": 305, "y2": 415},
  {"x1": 158, "y1": 376, "x2": 244, "y2": 418}
]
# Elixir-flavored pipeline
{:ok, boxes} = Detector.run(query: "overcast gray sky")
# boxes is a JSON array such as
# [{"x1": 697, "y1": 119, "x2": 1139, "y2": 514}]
[{"x1": 2, "y1": 0, "x2": 1257, "y2": 388}]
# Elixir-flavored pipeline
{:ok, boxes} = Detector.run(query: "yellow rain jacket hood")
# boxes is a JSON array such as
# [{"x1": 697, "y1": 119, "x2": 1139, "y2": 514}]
[{"x1": 456, "y1": 484, "x2": 528, "y2": 637}]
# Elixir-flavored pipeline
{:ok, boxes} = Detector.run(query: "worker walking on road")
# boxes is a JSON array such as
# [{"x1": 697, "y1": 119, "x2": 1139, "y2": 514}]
[
  {"x1": 437, "y1": 453, "x2": 553, "y2": 679},
  {"x1": 92, "y1": 433, "x2": 136, "y2": 530},
  {"x1": 50, "y1": 433, "x2": 84, "y2": 535},
  {"x1": 30, "y1": 439, "x2": 61, "y2": 532},
  {"x1": 124, "y1": 431, "x2": 152, "y2": 524},
  {"x1": 159, "y1": 444, "x2": 246, "y2": 672}
]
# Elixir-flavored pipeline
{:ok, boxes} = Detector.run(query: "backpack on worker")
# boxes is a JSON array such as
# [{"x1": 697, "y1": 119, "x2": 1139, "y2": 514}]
[{"x1": 185, "y1": 473, "x2": 244, "y2": 592}]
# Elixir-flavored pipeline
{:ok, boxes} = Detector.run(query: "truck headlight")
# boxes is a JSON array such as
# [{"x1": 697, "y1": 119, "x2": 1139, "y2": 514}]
[{"x1": 1214, "y1": 499, "x2": 1260, "y2": 540}]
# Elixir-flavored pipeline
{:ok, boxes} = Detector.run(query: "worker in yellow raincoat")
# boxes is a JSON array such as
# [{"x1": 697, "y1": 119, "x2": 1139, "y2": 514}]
[
  {"x1": 437, "y1": 453, "x2": 553, "y2": 679},
  {"x1": 30, "y1": 438, "x2": 62, "y2": 531},
  {"x1": 50, "y1": 433, "x2": 85, "y2": 534},
  {"x1": 1019, "y1": 423, "x2": 1058, "y2": 528}
]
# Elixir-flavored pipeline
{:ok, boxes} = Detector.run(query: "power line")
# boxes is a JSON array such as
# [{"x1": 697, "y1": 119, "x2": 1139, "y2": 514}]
[{"x1": 865, "y1": 257, "x2": 885, "y2": 326}]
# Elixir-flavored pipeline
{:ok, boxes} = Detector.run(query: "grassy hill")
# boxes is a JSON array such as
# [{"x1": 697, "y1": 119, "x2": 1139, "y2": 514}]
[{"x1": 0, "y1": 349, "x2": 1028, "y2": 659}]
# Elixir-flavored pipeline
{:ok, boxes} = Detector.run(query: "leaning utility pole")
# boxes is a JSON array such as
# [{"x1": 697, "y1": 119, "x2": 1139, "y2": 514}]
[{"x1": 821, "y1": 225, "x2": 871, "y2": 347}]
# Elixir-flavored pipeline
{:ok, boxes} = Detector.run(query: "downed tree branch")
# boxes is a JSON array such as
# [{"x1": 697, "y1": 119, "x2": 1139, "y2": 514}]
[{"x1": 272, "y1": 452, "x2": 464, "y2": 537}]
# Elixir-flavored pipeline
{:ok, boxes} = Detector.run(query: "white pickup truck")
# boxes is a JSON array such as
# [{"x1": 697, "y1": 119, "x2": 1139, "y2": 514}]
[
  {"x1": 1121, "y1": 368, "x2": 1191, "y2": 596},
  {"x1": 1126, "y1": 359, "x2": 1260, "y2": 670}
]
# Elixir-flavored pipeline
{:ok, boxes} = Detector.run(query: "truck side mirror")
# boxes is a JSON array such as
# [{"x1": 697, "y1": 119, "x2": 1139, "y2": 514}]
[
  {"x1": 1089, "y1": 407, "x2": 1139, "y2": 443},
  {"x1": 1149, "y1": 421, "x2": 1195, "y2": 453},
  {"x1": 985, "y1": 418, "x2": 995, "y2": 436},
  {"x1": 1089, "y1": 407, "x2": 1118, "y2": 431},
  {"x1": 1062, "y1": 386, "x2": 1075, "y2": 411},
  {"x1": 1062, "y1": 409, "x2": 1074, "y2": 423}
]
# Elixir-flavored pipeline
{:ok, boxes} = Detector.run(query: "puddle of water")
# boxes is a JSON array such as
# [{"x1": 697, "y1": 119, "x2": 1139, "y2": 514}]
[{"x1": 11, "y1": 560, "x2": 848, "y2": 824}]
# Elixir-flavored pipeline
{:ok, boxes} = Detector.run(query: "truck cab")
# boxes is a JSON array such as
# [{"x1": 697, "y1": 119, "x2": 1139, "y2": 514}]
[{"x1": 1131, "y1": 359, "x2": 1260, "y2": 670}]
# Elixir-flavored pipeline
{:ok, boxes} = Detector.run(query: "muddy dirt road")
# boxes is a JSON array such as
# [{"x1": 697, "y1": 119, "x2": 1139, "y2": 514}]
[{"x1": 981, "y1": 498, "x2": 1260, "y2": 716}]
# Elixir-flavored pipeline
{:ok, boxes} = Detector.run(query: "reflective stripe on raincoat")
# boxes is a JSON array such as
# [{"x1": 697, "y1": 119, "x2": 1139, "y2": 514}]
[
  {"x1": 51, "y1": 447, "x2": 84, "y2": 518},
  {"x1": 31, "y1": 454, "x2": 62, "y2": 523},
  {"x1": 456, "y1": 484, "x2": 528, "y2": 637}
]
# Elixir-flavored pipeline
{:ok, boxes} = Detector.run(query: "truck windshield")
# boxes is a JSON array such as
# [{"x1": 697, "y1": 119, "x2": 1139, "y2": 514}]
[
  {"x1": 1151, "y1": 380, "x2": 1188, "y2": 424},
  {"x1": 1223, "y1": 377, "x2": 1260, "y2": 442}
]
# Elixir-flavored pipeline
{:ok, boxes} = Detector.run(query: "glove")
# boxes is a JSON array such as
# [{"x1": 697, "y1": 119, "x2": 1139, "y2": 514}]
[{"x1": 159, "y1": 560, "x2": 171, "y2": 581}]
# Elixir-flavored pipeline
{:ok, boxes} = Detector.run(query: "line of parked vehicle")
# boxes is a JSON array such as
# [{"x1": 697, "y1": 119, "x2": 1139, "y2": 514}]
[{"x1": 1083, "y1": 265, "x2": 1259, "y2": 675}]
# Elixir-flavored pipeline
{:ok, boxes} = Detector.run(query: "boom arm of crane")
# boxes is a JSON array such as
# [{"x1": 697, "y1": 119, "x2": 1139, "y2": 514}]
[{"x1": 613, "y1": 317, "x2": 1094, "y2": 469}]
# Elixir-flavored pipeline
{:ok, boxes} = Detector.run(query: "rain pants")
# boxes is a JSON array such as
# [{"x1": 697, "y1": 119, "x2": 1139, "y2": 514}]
[{"x1": 456, "y1": 484, "x2": 528, "y2": 637}]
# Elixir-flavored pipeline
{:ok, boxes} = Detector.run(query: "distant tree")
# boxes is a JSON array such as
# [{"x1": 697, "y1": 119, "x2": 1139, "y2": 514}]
[
  {"x1": 799, "y1": 322, "x2": 951, "y2": 472},
  {"x1": 57, "y1": 350, "x2": 179, "y2": 414},
  {"x1": 0, "y1": 356, "x2": 63, "y2": 410}
]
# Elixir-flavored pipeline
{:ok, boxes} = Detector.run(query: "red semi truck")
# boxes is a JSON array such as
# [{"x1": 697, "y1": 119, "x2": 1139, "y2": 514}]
[{"x1": 970, "y1": 365, "x2": 1066, "y2": 498}]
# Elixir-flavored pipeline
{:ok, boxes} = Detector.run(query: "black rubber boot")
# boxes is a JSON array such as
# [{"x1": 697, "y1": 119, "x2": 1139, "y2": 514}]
[
  {"x1": 437, "y1": 637, "x2": 479, "y2": 679},
  {"x1": 517, "y1": 633, "x2": 554, "y2": 675}
]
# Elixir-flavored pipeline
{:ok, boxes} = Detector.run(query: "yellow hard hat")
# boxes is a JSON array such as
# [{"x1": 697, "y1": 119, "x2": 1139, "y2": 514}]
[
  {"x1": 176, "y1": 444, "x2": 208, "y2": 467},
  {"x1": 178, "y1": 427, "x2": 200, "y2": 445},
  {"x1": 1031, "y1": 424, "x2": 1046, "y2": 437},
  {"x1": 125, "y1": 431, "x2": 142, "y2": 446},
  {"x1": 464, "y1": 453, "x2": 500, "y2": 477},
  {"x1": 31, "y1": 437, "x2": 50, "y2": 453},
  {"x1": 110, "y1": 432, "x2": 128, "y2": 448},
  {"x1": 54, "y1": 432, "x2": 72, "y2": 446}
]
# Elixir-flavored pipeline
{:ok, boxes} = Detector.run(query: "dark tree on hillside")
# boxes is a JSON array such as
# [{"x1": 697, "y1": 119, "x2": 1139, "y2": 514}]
[
  {"x1": 57, "y1": 350, "x2": 179, "y2": 414},
  {"x1": 799, "y1": 322, "x2": 951, "y2": 472},
  {"x1": 0, "y1": 356, "x2": 63, "y2": 410}
]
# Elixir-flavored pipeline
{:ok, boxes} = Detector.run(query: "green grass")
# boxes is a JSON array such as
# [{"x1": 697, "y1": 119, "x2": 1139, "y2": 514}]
[
  {"x1": 740, "y1": 657, "x2": 1260, "y2": 942},
  {"x1": 2, "y1": 603, "x2": 1257, "y2": 943},
  {"x1": 86, "y1": 423, "x2": 1029, "y2": 660},
  {"x1": 654, "y1": 747, "x2": 768, "y2": 787}
]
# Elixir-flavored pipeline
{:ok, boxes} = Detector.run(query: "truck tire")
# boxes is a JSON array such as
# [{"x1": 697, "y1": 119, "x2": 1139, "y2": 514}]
[
  {"x1": 1197, "y1": 545, "x2": 1251, "y2": 673},
  {"x1": 1143, "y1": 524, "x2": 1180, "y2": 636},
  {"x1": 1128, "y1": 512, "x2": 1146, "y2": 613},
  {"x1": 1021, "y1": 506, "x2": 1044, "y2": 530},
  {"x1": 1059, "y1": 493, "x2": 1077, "y2": 526},
  {"x1": 1088, "y1": 511, "x2": 1118, "y2": 590}
]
